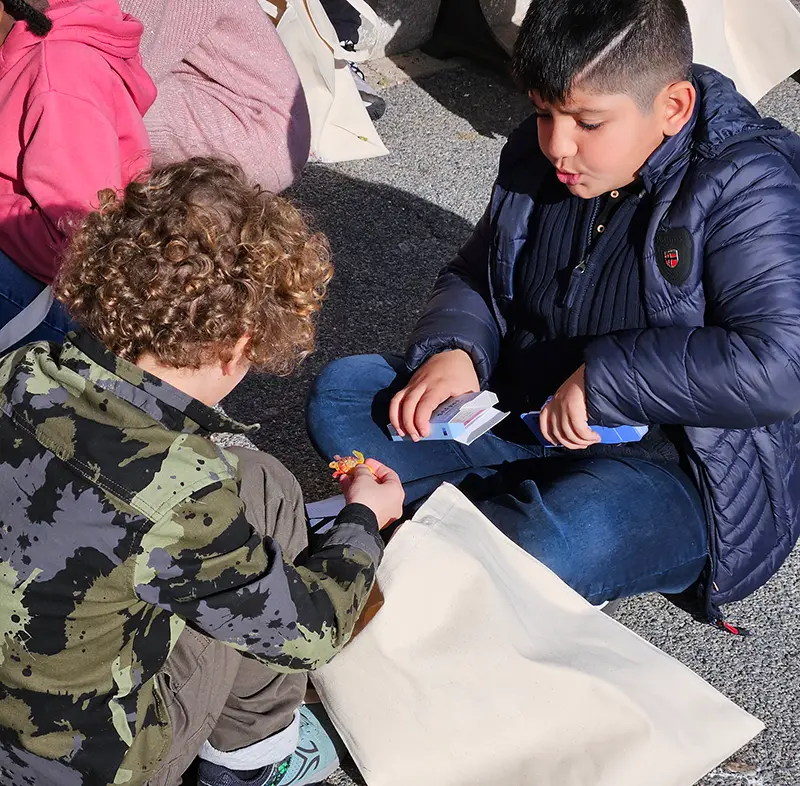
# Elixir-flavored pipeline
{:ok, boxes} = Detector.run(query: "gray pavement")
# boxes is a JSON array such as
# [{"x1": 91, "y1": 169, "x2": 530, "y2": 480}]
[{"x1": 222, "y1": 64, "x2": 800, "y2": 785}]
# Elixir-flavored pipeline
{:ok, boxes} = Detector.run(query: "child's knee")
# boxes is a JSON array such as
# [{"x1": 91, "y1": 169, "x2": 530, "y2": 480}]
[
  {"x1": 311, "y1": 354, "x2": 391, "y2": 400},
  {"x1": 228, "y1": 447, "x2": 308, "y2": 558},
  {"x1": 307, "y1": 354, "x2": 397, "y2": 444},
  {"x1": 309, "y1": 356, "x2": 357, "y2": 406}
]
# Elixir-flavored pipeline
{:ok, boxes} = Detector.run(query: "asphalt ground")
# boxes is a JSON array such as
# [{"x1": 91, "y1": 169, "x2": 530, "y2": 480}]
[{"x1": 220, "y1": 62, "x2": 800, "y2": 786}]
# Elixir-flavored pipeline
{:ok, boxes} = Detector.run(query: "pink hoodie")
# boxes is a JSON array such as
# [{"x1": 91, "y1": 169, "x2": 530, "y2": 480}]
[{"x1": 0, "y1": 0, "x2": 156, "y2": 283}]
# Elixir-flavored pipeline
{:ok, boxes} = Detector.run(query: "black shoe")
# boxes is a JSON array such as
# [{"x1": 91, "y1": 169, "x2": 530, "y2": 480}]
[{"x1": 342, "y1": 41, "x2": 386, "y2": 122}]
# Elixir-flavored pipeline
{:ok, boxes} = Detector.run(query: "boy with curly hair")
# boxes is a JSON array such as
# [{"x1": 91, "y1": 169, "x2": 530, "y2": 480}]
[{"x1": 0, "y1": 157, "x2": 403, "y2": 786}]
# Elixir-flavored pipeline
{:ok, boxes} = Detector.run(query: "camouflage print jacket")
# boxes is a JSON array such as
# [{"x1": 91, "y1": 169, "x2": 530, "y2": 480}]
[{"x1": 0, "y1": 334, "x2": 384, "y2": 786}]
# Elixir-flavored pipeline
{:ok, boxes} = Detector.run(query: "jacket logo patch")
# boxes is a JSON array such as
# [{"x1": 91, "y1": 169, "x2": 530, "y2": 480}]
[{"x1": 655, "y1": 228, "x2": 693, "y2": 286}]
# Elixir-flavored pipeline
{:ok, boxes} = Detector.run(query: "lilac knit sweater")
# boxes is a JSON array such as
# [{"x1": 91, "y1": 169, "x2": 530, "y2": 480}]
[{"x1": 119, "y1": 0, "x2": 310, "y2": 192}]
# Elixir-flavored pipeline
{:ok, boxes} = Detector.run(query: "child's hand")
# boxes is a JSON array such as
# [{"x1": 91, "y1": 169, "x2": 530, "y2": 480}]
[
  {"x1": 339, "y1": 459, "x2": 405, "y2": 529},
  {"x1": 389, "y1": 350, "x2": 480, "y2": 441},
  {"x1": 539, "y1": 365, "x2": 600, "y2": 450}
]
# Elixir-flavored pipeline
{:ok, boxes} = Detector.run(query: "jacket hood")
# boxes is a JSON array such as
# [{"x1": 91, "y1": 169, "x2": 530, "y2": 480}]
[
  {"x1": 4, "y1": 0, "x2": 145, "y2": 58},
  {"x1": 641, "y1": 65, "x2": 800, "y2": 189},
  {"x1": 0, "y1": 0, "x2": 153, "y2": 111}
]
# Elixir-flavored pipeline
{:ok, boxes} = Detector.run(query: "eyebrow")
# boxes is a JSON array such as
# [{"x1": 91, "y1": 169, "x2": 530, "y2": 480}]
[{"x1": 532, "y1": 103, "x2": 609, "y2": 116}]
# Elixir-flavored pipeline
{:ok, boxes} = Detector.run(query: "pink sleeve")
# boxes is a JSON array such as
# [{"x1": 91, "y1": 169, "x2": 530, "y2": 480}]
[
  {"x1": 0, "y1": 91, "x2": 124, "y2": 283},
  {"x1": 143, "y1": 2, "x2": 310, "y2": 193}
]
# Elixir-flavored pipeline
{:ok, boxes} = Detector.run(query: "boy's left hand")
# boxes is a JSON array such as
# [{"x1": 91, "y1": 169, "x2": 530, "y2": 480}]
[{"x1": 539, "y1": 365, "x2": 601, "y2": 450}]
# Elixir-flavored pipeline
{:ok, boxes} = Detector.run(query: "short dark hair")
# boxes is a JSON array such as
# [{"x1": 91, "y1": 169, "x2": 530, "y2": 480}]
[
  {"x1": 512, "y1": 0, "x2": 693, "y2": 109},
  {"x1": 3, "y1": 0, "x2": 52, "y2": 37}
]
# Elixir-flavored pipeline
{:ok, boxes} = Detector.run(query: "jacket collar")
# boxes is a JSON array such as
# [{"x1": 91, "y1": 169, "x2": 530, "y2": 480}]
[
  {"x1": 639, "y1": 65, "x2": 781, "y2": 192},
  {"x1": 638, "y1": 95, "x2": 699, "y2": 192},
  {"x1": 67, "y1": 331, "x2": 257, "y2": 436}
]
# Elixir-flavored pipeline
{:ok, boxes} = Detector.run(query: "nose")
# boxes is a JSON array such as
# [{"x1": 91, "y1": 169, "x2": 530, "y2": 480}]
[{"x1": 539, "y1": 118, "x2": 578, "y2": 164}]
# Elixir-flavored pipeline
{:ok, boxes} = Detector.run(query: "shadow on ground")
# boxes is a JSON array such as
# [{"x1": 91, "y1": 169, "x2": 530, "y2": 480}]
[
  {"x1": 222, "y1": 168, "x2": 474, "y2": 502},
  {"x1": 411, "y1": 64, "x2": 530, "y2": 138}
]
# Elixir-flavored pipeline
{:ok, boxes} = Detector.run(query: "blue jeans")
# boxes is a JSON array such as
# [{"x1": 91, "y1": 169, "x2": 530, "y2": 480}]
[
  {"x1": 0, "y1": 249, "x2": 75, "y2": 348},
  {"x1": 306, "y1": 354, "x2": 708, "y2": 604}
]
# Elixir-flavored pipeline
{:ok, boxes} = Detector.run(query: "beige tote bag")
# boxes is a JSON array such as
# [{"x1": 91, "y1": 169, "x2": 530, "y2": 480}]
[
  {"x1": 683, "y1": 0, "x2": 800, "y2": 103},
  {"x1": 259, "y1": 0, "x2": 389, "y2": 163},
  {"x1": 313, "y1": 483, "x2": 763, "y2": 786}
]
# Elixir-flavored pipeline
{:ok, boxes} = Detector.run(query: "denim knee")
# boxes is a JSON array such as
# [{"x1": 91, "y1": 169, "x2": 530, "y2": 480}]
[
  {"x1": 311, "y1": 355, "x2": 370, "y2": 400},
  {"x1": 306, "y1": 354, "x2": 401, "y2": 456},
  {"x1": 308, "y1": 354, "x2": 402, "y2": 415},
  {"x1": 314, "y1": 354, "x2": 399, "y2": 392}
]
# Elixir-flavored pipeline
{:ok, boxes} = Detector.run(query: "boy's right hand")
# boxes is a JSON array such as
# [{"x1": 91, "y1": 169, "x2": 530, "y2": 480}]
[
  {"x1": 389, "y1": 349, "x2": 480, "y2": 441},
  {"x1": 339, "y1": 460, "x2": 405, "y2": 530}
]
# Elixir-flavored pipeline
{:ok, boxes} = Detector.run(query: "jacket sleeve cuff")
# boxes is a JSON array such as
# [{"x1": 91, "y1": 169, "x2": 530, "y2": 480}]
[
  {"x1": 405, "y1": 337, "x2": 494, "y2": 386},
  {"x1": 584, "y1": 336, "x2": 644, "y2": 425},
  {"x1": 319, "y1": 503, "x2": 384, "y2": 568}
]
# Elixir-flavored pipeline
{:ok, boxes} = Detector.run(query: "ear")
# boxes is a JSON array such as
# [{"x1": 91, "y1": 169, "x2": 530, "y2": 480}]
[
  {"x1": 221, "y1": 334, "x2": 251, "y2": 377},
  {"x1": 660, "y1": 80, "x2": 696, "y2": 137}
]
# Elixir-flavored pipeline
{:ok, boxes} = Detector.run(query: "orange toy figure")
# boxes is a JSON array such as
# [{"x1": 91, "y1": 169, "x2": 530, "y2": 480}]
[{"x1": 329, "y1": 450, "x2": 373, "y2": 479}]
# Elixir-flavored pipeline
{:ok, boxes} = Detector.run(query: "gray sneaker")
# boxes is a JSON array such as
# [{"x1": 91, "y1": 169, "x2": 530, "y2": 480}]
[
  {"x1": 197, "y1": 707, "x2": 340, "y2": 786},
  {"x1": 341, "y1": 40, "x2": 386, "y2": 121}
]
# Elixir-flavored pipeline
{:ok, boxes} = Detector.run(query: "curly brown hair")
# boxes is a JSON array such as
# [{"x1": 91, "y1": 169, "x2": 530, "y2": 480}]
[{"x1": 54, "y1": 157, "x2": 332, "y2": 373}]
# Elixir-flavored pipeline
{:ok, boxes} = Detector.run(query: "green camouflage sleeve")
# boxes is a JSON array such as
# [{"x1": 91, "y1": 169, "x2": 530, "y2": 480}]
[{"x1": 132, "y1": 479, "x2": 383, "y2": 672}]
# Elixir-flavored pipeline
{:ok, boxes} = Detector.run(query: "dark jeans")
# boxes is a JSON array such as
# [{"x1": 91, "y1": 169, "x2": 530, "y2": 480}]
[
  {"x1": 319, "y1": 0, "x2": 360, "y2": 43},
  {"x1": 0, "y1": 249, "x2": 75, "y2": 349},
  {"x1": 306, "y1": 353, "x2": 708, "y2": 605}
]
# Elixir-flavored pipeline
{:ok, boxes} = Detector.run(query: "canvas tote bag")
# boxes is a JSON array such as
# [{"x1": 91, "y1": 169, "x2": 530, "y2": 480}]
[
  {"x1": 313, "y1": 483, "x2": 763, "y2": 786},
  {"x1": 259, "y1": 0, "x2": 388, "y2": 163},
  {"x1": 685, "y1": 0, "x2": 800, "y2": 103}
]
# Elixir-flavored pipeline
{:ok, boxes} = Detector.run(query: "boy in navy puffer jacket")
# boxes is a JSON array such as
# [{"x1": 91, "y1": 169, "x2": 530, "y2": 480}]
[{"x1": 308, "y1": 0, "x2": 800, "y2": 629}]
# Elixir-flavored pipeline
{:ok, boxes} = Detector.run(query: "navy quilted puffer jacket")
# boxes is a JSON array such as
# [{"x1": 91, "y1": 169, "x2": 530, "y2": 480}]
[{"x1": 407, "y1": 67, "x2": 800, "y2": 622}]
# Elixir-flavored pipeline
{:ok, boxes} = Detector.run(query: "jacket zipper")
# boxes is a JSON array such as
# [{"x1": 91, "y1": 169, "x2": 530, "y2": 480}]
[
  {"x1": 564, "y1": 199, "x2": 600, "y2": 313},
  {"x1": 688, "y1": 438, "x2": 751, "y2": 636},
  {"x1": 561, "y1": 189, "x2": 751, "y2": 636}
]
